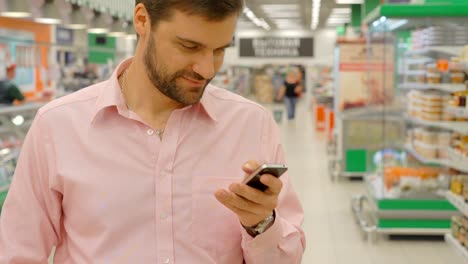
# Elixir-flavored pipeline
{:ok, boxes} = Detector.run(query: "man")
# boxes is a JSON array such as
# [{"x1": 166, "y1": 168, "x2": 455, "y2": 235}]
[
  {"x1": 0, "y1": 64, "x2": 25, "y2": 105},
  {"x1": 0, "y1": 1, "x2": 305, "y2": 263}
]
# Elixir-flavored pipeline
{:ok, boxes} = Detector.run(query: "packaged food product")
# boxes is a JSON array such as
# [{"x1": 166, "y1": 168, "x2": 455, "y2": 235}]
[
  {"x1": 453, "y1": 215, "x2": 462, "y2": 237},
  {"x1": 421, "y1": 111, "x2": 441, "y2": 121},
  {"x1": 460, "y1": 227, "x2": 466, "y2": 245},
  {"x1": 426, "y1": 63, "x2": 438, "y2": 73},
  {"x1": 414, "y1": 140, "x2": 438, "y2": 159},
  {"x1": 451, "y1": 72, "x2": 465, "y2": 84},
  {"x1": 452, "y1": 176, "x2": 463, "y2": 195},
  {"x1": 438, "y1": 132, "x2": 452, "y2": 146},
  {"x1": 438, "y1": 148, "x2": 449, "y2": 159},
  {"x1": 420, "y1": 130, "x2": 438, "y2": 144},
  {"x1": 427, "y1": 73, "x2": 442, "y2": 84}
]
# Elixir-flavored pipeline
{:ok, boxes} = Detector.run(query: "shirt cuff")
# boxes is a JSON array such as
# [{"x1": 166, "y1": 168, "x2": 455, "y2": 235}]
[{"x1": 241, "y1": 211, "x2": 283, "y2": 250}]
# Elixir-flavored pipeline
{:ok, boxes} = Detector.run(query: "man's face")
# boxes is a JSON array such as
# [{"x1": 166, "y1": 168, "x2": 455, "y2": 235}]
[{"x1": 142, "y1": 10, "x2": 237, "y2": 106}]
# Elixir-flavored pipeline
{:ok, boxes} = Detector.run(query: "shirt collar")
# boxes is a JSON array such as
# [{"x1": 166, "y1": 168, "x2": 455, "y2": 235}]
[{"x1": 92, "y1": 57, "x2": 218, "y2": 124}]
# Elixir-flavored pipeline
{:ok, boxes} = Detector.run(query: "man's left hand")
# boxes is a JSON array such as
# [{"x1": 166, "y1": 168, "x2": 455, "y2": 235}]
[{"x1": 215, "y1": 160, "x2": 283, "y2": 227}]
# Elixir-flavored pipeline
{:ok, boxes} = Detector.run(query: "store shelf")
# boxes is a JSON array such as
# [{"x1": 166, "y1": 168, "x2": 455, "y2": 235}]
[
  {"x1": 404, "y1": 58, "x2": 432, "y2": 65},
  {"x1": 0, "y1": 103, "x2": 44, "y2": 115},
  {"x1": 405, "y1": 46, "x2": 464, "y2": 57},
  {"x1": 399, "y1": 83, "x2": 466, "y2": 93},
  {"x1": 405, "y1": 115, "x2": 468, "y2": 134},
  {"x1": 445, "y1": 233, "x2": 468, "y2": 261},
  {"x1": 404, "y1": 70, "x2": 426, "y2": 76},
  {"x1": 405, "y1": 144, "x2": 447, "y2": 165},
  {"x1": 446, "y1": 191, "x2": 468, "y2": 217},
  {"x1": 447, "y1": 106, "x2": 468, "y2": 119},
  {"x1": 447, "y1": 148, "x2": 468, "y2": 173}
]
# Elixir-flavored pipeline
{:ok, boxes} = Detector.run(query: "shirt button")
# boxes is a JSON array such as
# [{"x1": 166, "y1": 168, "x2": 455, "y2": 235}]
[
  {"x1": 160, "y1": 212, "x2": 168, "y2": 219},
  {"x1": 163, "y1": 258, "x2": 170, "y2": 264},
  {"x1": 147, "y1": 129, "x2": 154, "y2": 136}
]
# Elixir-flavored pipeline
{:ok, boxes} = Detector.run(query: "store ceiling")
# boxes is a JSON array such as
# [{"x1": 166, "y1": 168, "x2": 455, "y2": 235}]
[{"x1": 239, "y1": 0, "x2": 356, "y2": 32}]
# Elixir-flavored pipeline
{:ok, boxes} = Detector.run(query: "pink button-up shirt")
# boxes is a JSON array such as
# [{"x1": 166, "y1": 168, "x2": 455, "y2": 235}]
[{"x1": 0, "y1": 59, "x2": 305, "y2": 263}]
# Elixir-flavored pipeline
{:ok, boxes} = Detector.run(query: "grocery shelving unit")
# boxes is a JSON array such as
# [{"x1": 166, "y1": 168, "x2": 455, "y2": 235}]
[
  {"x1": 351, "y1": 2, "x2": 468, "y2": 241},
  {"x1": 404, "y1": 115, "x2": 468, "y2": 135},
  {"x1": 445, "y1": 191, "x2": 468, "y2": 261},
  {"x1": 399, "y1": 83, "x2": 466, "y2": 93},
  {"x1": 445, "y1": 233, "x2": 468, "y2": 261}
]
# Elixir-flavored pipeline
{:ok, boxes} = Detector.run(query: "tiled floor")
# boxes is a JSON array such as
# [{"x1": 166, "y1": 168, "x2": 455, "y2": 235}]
[{"x1": 271, "y1": 100, "x2": 466, "y2": 264}]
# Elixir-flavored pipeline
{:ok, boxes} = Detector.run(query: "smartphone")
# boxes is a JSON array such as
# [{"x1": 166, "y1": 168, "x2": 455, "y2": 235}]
[{"x1": 242, "y1": 164, "x2": 288, "y2": 192}]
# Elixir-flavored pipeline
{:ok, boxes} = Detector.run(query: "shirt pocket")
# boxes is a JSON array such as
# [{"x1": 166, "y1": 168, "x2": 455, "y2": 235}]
[{"x1": 191, "y1": 177, "x2": 242, "y2": 257}]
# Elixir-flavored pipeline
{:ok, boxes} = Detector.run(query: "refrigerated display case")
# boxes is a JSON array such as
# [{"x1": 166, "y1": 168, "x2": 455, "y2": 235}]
[{"x1": 349, "y1": 3, "x2": 468, "y2": 248}]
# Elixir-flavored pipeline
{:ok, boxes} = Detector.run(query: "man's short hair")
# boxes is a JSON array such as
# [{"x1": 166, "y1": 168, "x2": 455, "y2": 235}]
[{"x1": 135, "y1": 0, "x2": 244, "y2": 28}]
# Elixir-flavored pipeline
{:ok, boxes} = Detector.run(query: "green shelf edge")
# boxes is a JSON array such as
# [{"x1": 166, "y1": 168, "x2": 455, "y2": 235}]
[
  {"x1": 377, "y1": 199, "x2": 457, "y2": 211},
  {"x1": 0, "y1": 191, "x2": 8, "y2": 213},
  {"x1": 378, "y1": 219, "x2": 452, "y2": 229},
  {"x1": 363, "y1": 4, "x2": 468, "y2": 24}
]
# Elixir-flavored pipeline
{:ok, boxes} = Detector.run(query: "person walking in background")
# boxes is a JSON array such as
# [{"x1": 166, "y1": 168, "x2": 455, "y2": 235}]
[
  {"x1": 0, "y1": 64, "x2": 25, "y2": 105},
  {"x1": 277, "y1": 69, "x2": 302, "y2": 120}
]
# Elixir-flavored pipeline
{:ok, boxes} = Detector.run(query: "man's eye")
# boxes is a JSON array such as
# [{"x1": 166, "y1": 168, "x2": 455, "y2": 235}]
[{"x1": 182, "y1": 44, "x2": 199, "y2": 50}]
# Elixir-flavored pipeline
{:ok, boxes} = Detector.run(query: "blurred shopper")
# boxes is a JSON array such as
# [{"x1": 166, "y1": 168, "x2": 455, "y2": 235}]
[
  {"x1": 277, "y1": 69, "x2": 302, "y2": 120},
  {"x1": 0, "y1": 64, "x2": 25, "y2": 105}
]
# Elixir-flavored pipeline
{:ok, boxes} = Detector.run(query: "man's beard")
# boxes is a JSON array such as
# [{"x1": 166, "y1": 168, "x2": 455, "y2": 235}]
[{"x1": 143, "y1": 36, "x2": 212, "y2": 106}]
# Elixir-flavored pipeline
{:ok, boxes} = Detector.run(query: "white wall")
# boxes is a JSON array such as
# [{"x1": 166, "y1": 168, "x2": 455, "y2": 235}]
[{"x1": 224, "y1": 29, "x2": 337, "y2": 67}]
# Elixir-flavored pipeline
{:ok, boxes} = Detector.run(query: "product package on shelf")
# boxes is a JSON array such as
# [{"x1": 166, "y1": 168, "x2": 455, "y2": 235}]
[
  {"x1": 383, "y1": 166, "x2": 453, "y2": 198},
  {"x1": 451, "y1": 215, "x2": 468, "y2": 250},
  {"x1": 254, "y1": 75, "x2": 274, "y2": 104}
]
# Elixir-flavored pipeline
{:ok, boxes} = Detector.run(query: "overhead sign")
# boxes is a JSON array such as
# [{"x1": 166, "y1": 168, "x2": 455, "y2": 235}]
[{"x1": 239, "y1": 37, "x2": 314, "y2": 58}]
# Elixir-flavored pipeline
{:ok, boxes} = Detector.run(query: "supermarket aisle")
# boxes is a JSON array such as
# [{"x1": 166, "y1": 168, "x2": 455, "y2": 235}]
[{"x1": 270, "y1": 100, "x2": 465, "y2": 264}]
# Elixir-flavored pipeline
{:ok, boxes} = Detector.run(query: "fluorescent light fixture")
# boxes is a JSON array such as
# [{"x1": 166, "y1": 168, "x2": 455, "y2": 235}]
[
  {"x1": 12, "y1": 115, "x2": 24, "y2": 126},
  {"x1": 0, "y1": 0, "x2": 31, "y2": 18},
  {"x1": 88, "y1": 11, "x2": 109, "y2": 34},
  {"x1": 379, "y1": 16, "x2": 387, "y2": 23},
  {"x1": 372, "y1": 21, "x2": 379, "y2": 27},
  {"x1": 311, "y1": 0, "x2": 322, "y2": 30},
  {"x1": 67, "y1": 4, "x2": 87, "y2": 29},
  {"x1": 336, "y1": 0, "x2": 364, "y2": 4},
  {"x1": 387, "y1": 19, "x2": 408, "y2": 31},
  {"x1": 35, "y1": 0, "x2": 62, "y2": 24},
  {"x1": 243, "y1": 7, "x2": 271, "y2": 31}
]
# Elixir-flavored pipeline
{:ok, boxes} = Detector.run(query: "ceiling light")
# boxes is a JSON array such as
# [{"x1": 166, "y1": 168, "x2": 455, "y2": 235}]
[
  {"x1": 243, "y1": 7, "x2": 270, "y2": 31},
  {"x1": 88, "y1": 11, "x2": 109, "y2": 34},
  {"x1": 36, "y1": 0, "x2": 62, "y2": 25},
  {"x1": 311, "y1": 0, "x2": 322, "y2": 30},
  {"x1": 336, "y1": 0, "x2": 364, "y2": 3},
  {"x1": 0, "y1": 0, "x2": 31, "y2": 18},
  {"x1": 67, "y1": 4, "x2": 87, "y2": 29}
]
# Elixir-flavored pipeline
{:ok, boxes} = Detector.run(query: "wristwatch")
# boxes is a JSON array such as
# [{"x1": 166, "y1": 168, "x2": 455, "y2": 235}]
[{"x1": 243, "y1": 211, "x2": 276, "y2": 237}]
